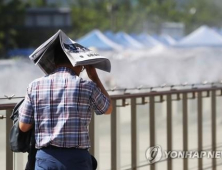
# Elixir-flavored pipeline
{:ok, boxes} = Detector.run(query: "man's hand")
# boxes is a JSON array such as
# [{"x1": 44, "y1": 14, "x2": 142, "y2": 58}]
[{"x1": 85, "y1": 65, "x2": 99, "y2": 81}]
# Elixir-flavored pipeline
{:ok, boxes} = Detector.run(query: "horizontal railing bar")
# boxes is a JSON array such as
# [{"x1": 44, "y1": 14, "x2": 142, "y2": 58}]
[
  {"x1": 1, "y1": 86, "x2": 222, "y2": 110},
  {"x1": 0, "y1": 115, "x2": 6, "y2": 119},
  {"x1": 106, "y1": 81, "x2": 222, "y2": 92},
  {"x1": 1, "y1": 82, "x2": 222, "y2": 101},
  {"x1": 0, "y1": 96, "x2": 24, "y2": 100},
  {"x1": 110, "y1": 86, "x2": 222, "y2": 99},
  {"x1": 0, "y1": 103, "x2": 17, "y2": 110},
  {"x1": 1, "y1": 86, "x2": 222, "y2": 102}
]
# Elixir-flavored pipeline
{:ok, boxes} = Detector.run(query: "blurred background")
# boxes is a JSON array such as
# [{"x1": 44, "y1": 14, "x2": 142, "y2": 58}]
[
  {"x1": 1, "y1": 0, "x2": 222, "y2": 170},
  {"x1": 0, "y1": 0, "x2": 222, "y2": 57},
  {"x1": 1, "y1": 0, "x2": 222, "y2": 93}
]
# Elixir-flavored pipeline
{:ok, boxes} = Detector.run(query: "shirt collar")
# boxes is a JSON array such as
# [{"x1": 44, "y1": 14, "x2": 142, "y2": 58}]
[{"x1": 54, "y1": 67, "x2": 76, "y2": 75}]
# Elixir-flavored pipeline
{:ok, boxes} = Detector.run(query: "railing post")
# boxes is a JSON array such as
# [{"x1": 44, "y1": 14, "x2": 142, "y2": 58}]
[
  {"x1": 197, "y1": 91, "x2": 203, "y2": 170},
  {"x1": 131, "y1": 98, "x2": 137, "y2": 170},
  {"x1": 182, "y1": 93, "x2": 188, "y2": 170},
  {"x1": 150, "y1": 96, "x2": 155, "y2": 170},
  {"x1": 6, "y1": 109, "x2": 13, "y2": 170},
  {"x1": 167, "y1": 94, "x2": 172, "y2": 170},
  {"x1": 211, "y1": 90, "x2": 216, "y2": 170},
  {"x1": 111, "y1": 100, "x2": 120, "y2": 170}
]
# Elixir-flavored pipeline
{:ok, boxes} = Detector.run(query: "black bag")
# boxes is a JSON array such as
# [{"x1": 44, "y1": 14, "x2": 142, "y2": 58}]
[{"x1": 9, "y1": 99, "x2": 32, "y2": 152}]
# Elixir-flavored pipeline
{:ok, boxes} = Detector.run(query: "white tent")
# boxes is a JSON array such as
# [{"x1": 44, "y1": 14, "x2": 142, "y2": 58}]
[
  {"x1": 77, "y1": 29, "x2": 122, "y2": 51},
  {"x1": 175, "y1": 25, "x2": 222, "y2": 47}
]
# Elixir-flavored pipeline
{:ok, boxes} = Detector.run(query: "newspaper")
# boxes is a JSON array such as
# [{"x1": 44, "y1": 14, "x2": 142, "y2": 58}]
[{"x1": 29, "y1": 30, "x2": 111, "y2": 74}]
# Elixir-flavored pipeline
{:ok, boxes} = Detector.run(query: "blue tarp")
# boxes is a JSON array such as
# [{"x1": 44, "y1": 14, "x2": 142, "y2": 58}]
[
  {"x1": 152, "y1": 34, "x2": 176, "y2": 46},
  {"x1": 7, "y1": 48, "x2": 35, "y2": 57},
  {"x1": 105, "y1": 31, "x2": 144, "y2": 49},
  {"x1": 77, "y1": 29, "x2": 122, "y2": 51},
  {"x1": 104, "y1": 31, "x2": 115, "y2": 40},
  {"x1": 131, "y1": 33, "x2": 162, "y2": 47}
]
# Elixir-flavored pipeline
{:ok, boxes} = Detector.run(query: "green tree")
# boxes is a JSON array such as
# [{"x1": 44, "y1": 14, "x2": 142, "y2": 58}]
[
  {"x1": 1, "y1": 0, "x2": 222, "y2": 56},
  {"x1": 66, "y1": 0, "x2": 222, "y2": 36},
  {"x1": 183, "y1": 0, "x2": 222, "y2": 33},
  {"x1": 69, "y1": 0, "x2": 110, "y2": 39},
  {"x1": 0, "y1": 0, "x2": 26, "y2": 58},
  {"x1": 116, "y1": 0, "x2": 184, "y2": 33}
]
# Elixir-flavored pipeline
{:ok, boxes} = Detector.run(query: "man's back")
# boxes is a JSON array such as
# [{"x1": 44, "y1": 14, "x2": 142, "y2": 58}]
[{"x1": 19, "y1": 67, "x2": 110, "y2": 149}]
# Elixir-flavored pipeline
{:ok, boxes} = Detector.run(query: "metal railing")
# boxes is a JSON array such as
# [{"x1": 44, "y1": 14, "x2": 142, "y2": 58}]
[
  {"x1": 0, "y1": 104, "x2": 14, "y2": 170},
  {"x1": 1, "y1": 85, "x2": 222, "y2": 169}
]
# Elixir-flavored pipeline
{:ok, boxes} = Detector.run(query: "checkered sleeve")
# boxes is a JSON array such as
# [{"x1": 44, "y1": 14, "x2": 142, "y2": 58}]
[
  {"x1": 90, "y1": 82, "x2": 110, "y2": 115},
  {"x1": 19, "y1": 84, "x2": 34, "y2": 124}
]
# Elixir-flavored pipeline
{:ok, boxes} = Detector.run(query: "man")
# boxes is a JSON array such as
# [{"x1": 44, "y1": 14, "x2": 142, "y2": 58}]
[{"x1": 18, "y1": 43, "x2": 112, "y2": 170}]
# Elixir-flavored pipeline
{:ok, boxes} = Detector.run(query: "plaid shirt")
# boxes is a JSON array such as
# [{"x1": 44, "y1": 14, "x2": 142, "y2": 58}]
[{"x1": 19, "y1": 67, "x2": 110, "y2": 149}]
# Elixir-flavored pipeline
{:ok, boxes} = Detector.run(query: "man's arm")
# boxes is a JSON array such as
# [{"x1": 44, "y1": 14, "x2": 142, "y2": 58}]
[
  {"x1": 19, "y1": 122, "x2": 33, "y2": 132},
  {"x1": 19, "y1": 84, "x2": 34, "y2": 132},
  {"x1": 85, "y1": 65, "x2": 113, "y2": 115}
]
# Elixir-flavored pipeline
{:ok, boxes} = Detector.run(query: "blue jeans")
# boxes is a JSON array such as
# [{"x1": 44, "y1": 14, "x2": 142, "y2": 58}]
[{"x1": 35, "y1": 146, "x2": 92, "y2": 170}]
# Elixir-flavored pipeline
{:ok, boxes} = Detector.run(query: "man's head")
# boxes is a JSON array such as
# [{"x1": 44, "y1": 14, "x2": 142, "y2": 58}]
[
  {"x1": 54, "y1": 43, "x2": 84, "y2": 75},
  {"x1": 54, "y1": 43, "x2": 72, "y2": 66}
]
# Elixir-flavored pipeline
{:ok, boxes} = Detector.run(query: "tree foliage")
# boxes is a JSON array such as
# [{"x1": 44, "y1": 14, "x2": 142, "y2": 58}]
[
  {"x1": 0, "y1": 0, "x2": 26, "y2": 57},
  {"x1": 69, "y1": 0, "x2": 222, "y2": 36},
  {"x1": 70, "y1": 1, "x2": 110, "y2": 39},
  {"x1": 1, "y1": 0, "x2": 222, "y2": 58},
  {"x1": 183, "y1": 0, "x2": 222, "y2": 32}
]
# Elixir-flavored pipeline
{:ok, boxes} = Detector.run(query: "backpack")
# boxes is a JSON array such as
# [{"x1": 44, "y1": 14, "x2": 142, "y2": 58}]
[{"x1": 9, "y1": 99, "x2": 33, "y2": 152}]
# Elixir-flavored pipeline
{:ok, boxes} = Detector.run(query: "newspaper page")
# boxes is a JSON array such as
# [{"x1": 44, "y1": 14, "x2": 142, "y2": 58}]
[
  {"x1": 29, "y1": 30, "x2": 61, "y2": 74},
  {"x1": 29, "y1": 30, "x2": 60, "y2": 64},
  {"x1": 59, "y1": 31, "x2": 111, "y2": 72},
  {"x1": 29, "y1": 30, "x2": 111, "y2": 74}
]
